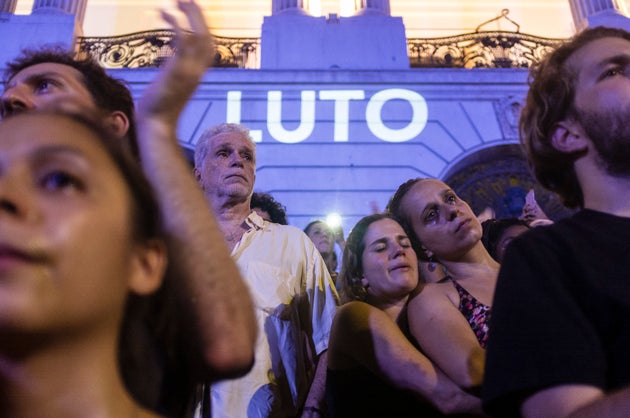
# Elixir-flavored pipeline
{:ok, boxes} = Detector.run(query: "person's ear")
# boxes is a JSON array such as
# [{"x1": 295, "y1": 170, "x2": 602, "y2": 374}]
[
  {"x1": 107, "y1": 110, "x2": 131, "y2": 140},
  {"x1": 128, "y1": 239, "x2": 167, "y2": 296},
  {"x1": 360, "y1": 276, "x2": 369, "y2": 288},
  {"x1": 551, "y1": 119, "x2": 589, "y2": 154}
]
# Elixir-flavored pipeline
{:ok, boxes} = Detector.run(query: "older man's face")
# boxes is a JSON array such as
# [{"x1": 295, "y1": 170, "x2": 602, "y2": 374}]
[{"x1": 197, "y1": 131, "x2": 256, "y2": 200}]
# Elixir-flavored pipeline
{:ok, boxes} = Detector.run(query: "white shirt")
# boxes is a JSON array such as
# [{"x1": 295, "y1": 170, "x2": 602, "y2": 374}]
[{"x1": 211, "y1": 212, "x2": 339, "y2": 418}]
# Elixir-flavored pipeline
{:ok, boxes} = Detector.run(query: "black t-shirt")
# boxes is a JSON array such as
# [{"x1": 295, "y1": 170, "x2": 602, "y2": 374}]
[{"x1": 483, "y1": 209, "x2": 630, "y2": 417}]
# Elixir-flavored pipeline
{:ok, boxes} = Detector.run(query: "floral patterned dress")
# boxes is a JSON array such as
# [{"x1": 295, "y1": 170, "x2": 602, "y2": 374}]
[{"x1": 452, "y1": 279, "x2": 492, "y2": 349}]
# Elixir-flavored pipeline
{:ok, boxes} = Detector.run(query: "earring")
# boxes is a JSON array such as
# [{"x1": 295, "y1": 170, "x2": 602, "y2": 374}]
[{"x1": 427, "y1": 257, "x2": 436, "y2": 272}]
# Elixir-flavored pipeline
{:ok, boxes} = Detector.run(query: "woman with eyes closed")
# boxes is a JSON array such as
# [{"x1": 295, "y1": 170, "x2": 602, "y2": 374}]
[
  {"x1": 388, "y1": 178, "x2": 500, "y2": 398},
  {"x1": 0, "y1": 110, "x2": 169, "y2": 418},
  {"x1": 326, "y1": 213, "x2": 481, "y2": 418}
]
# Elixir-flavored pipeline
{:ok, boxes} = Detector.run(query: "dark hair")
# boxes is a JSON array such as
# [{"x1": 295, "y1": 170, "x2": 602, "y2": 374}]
[
  {"x1": 481, "y1": 218, "x2": 529, "y2": 261},
  {"x1": 338, "y1": 213, "x2": 401, "y2": 303},
  {"x1": 303, "y1": 220, "x2": 330, "y2": 235},
  {"x1": 3, "y1": 47, "x2": 138, "y2": 156},
  {"x1": 520, "y1": 27, "x2": 630, "y2": 208},
  {"x1": 250, "y1": 192, "x2": 288, "y2": 224},
  {"x1": 386, "y1": 178, "x2": 427, "y2": 260}
]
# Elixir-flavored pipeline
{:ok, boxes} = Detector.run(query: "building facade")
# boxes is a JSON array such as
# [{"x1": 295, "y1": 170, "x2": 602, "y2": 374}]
[{"x1": 2, "y1": 0, "x2": 629, "y2": 229}]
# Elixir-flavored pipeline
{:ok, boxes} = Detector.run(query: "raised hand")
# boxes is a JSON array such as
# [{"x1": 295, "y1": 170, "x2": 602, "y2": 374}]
[{"x1": 136, "y1": 0, "x2": 214, "y2": 127}]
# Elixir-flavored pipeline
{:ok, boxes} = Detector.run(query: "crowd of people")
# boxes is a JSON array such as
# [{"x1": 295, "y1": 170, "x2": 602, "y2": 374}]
[{"x1": 2, "y1": 1, "x2": 630, "y2": 416}]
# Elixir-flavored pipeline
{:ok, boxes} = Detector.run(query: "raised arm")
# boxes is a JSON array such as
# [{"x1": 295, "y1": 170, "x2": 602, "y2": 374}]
[
  {"x1": 330, "y1": 301, "x2": 481, "y2": 414},
  {"x1": 134, "y1": 0, "x2": 256, "y2": 380},
  {"x1": 408, "y1": 285, "x2": 485, "y2": 391}
]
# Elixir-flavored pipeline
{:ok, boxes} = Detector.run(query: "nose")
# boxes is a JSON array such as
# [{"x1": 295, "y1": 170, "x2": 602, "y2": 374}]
[
  {"x1": 0, "y1": 87, "x2": 32, "y2": 117},
  {"x1": 0, "y1": 173, "x2": 35, "y2": 222},
  {"x1": 0, "y1": 198, "x2": 18, "y2": 215},
  {"x1": 229, "y1": 153, "x2": 244, "y2": 167},
  {"x1": 390, "y1": 242, "x2": 405, "y2": 259},
  {"x1": 447, "y1": 205, "x2": 461, "y2": 221}
]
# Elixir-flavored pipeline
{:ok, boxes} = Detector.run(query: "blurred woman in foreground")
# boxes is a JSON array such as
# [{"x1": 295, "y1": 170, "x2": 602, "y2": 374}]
[{"x1": 0, "y1": 111, "x2": 168, "y2": 417}]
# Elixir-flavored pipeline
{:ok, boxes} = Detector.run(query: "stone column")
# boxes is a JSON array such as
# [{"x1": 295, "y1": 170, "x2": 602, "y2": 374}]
[
  {"x1": 272, "y1": 0, "x2": 309, "y2": 15},
  {"x1": 568, "y1": 0, "x2": 630, "y2": 31},
  {"x1": 0, "y1": 0, "x2": 18, "y2": 14},
  {"x1": 32, "y1": 0, "x2": 87, "y2": 26},
  {"x1": 353, "y1": 0, "x2": 390, "y2": 16}
]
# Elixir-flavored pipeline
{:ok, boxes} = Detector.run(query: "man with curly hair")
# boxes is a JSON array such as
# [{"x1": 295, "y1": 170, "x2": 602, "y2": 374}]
[{"x1": 483, "y1": 26, "x2": 630, "y2": 418}]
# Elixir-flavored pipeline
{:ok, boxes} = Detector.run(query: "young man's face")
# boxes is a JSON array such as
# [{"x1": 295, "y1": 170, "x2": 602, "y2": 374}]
[
  {"x1": 568, "y1": 36, "x2": 630, "y2": 176},
  {"x1": 1, "y1": 63, "x2": 98, "y2": 119}
]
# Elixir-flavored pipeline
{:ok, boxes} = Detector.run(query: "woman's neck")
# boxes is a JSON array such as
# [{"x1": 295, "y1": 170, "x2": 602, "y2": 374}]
[
  {"x1": 0, "y1": 330, "x2": 156, "y2": 418},
  {"x1": 440, "y1": 243, "x2": 499, "y2": 282}
]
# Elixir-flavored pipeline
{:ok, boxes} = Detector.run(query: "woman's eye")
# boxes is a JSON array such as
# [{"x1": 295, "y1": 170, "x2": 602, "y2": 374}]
[
  {"x1": 424, "y1": 210, "x2": 437, "y2": 222},
  {"x1": 603, "y1": 67, "x2": 623, "y2": 78},
  {"x1": 40, "y1": 171, "x2": 82, "y2": 192}
]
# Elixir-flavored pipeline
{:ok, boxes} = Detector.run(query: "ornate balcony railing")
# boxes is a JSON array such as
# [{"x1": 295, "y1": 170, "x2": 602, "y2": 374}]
[
  {"x1": 407, "y1": 30, "x2": 565, "y2": 69},
  {"x1": 76, "y1": 29, "x2": 564, "y2": 70},
  {"x1": 76, "y1": 29, "x2": 260, "y2": 69}
]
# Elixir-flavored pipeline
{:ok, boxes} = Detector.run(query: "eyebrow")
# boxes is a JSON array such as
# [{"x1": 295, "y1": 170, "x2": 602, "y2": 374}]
[
  {"x1": 591, "y1": 53, "x2": 630, "y2": 75},
  {"x1": 30, "y1": 144, "x2": 91, "y2": 163},
  {"x1": 5, "y1": 71, "x2": 65, "y2": 89}
]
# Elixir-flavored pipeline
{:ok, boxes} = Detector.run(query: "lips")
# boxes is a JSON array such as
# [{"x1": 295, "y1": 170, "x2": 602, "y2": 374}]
[
  {"x1": 455, "y1": 218, "x2": 471, "y2": 233},
  {"x1": 225, "y1": 173, "x2": 247, "y2": 182},
  {"x1": 389, "y1": 263, "x2": 411, "y2": 272},
  {"x1": 0, "y1": 244, "x2": 41, "y2": 266}
]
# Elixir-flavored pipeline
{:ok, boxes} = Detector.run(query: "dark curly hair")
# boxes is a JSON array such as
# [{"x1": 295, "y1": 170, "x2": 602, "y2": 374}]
[
  {"x1": 3, "y1": 46, "x2": 138, "y2": 156},
  {"x1": 520, "y1": 27, "x2": 630, "y2": 208},
  {"x1": 250, "y1": 192, "x2": 288, "y2": 225}
]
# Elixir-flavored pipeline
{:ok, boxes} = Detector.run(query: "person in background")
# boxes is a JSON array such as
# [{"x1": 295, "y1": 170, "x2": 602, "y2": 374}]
[
  {"x1": 480, "y1": 218, "x2": 530, "y2": 263},
  {"x1": 0, "y1": 110, "x2": 168, "y2": 417},
  {"x1": 250, "y1": 191, "x2": 288, "y2": 225},
  {"x1": 327, "y1": 213, "x2": 481, "y2": 417},
  {"x1": 0, "y1": 1, "x2": 257, "y2": 414},
  {"x1": 483, "y1": 26, "x2": 630, "y2": 418},
  {"x1": 194, "y1": 122, "x2": 339, "y2": 418},
  {"x1": 304, "y1": 220, "x2": 345, "y2": 282},
  {"x1": 388, "y1": 178, "x2": 499, "y2": 399}
]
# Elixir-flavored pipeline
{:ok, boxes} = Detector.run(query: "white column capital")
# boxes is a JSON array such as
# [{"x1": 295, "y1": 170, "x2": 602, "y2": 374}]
[
  {"x1": 32, "y1": 0, "x2": 87, "y2": 25},
  {"x1": 0, "y1": 0, "x2": 18, "y2": 13},
  {"x1": 568, "y1": 0, "x2": 629, "y2": 30},
  {"x1": 272, "y1": 0, "x2": 310, "y2": 15},
  {"x1": 353, "y1": 0, "x2": 390, "y2": 16}
]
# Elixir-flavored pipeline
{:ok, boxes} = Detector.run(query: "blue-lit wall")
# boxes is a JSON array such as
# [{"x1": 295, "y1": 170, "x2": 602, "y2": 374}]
[{"x1": 118, "y1": 67, "x2": 528, "y2": 231}]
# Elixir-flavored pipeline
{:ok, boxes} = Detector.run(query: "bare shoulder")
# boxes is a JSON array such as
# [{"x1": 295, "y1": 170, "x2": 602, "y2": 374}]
[
  {"x1": 335, "y1": 301, "x2": 379, "y2": 325},
  {"x1": 410, "y1": 281, "x2": 457, "y2": 311}
]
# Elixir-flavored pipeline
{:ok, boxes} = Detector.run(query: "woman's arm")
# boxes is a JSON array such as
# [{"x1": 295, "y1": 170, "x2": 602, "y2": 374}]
[
  {"x1": 329, "y1": 301, "x2": 481, "y2": 414},
  {"x1": 408, "y1": 285, "x2": 485, "y2": 390}
]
